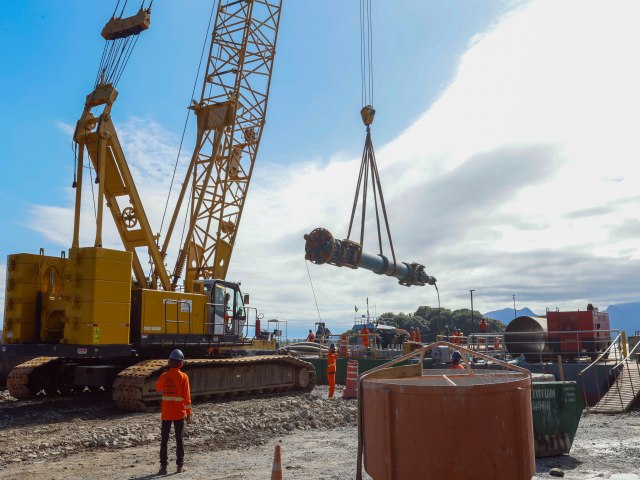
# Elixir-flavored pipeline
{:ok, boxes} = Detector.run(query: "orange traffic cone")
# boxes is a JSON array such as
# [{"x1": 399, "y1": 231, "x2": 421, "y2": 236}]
[
  {"x1": 271, "y1": 444, "x2": 283, "y2": 480},
  {"x1": 342, "y1": 359, "x2": 359, "y2": 399}
]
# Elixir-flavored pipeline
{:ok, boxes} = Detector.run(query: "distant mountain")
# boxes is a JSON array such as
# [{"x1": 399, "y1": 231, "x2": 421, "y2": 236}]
[
  {"x1": 604, "y1": 303, "x2": 640, "y2": 335},
  {"x1": 483, "y1": 307, "x2": 538, "y2": 323}
]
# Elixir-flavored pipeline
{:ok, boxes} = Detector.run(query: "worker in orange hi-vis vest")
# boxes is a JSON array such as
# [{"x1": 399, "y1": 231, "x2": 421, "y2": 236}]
[
  {"x1": 327, "y1": 343, "x2": 338, "y2": 398},
  {"x1": 307, "y1": 329, "x2": 315, "y2": 342},
  {"x1": 450, "y1": 351, "x2": 466, "y2": 369},
  {"x1": 155, "y1": 349, "x2": 192, "y2": 475},
  {"x1": 479, "y1": 318, "x2": 487, "y2": 334},
  {"x1": 361, "y1": 326, "x2": 371, "y2": 348},
  {"x1": 415, "y1": 328, "x2": 422, "y2": 343},
  {"x1": 409, "y1": 327, "x2": 417, "y2": 342},
  {"x1": 453, "y1": 328, "x2": 461, "y2": 345}
]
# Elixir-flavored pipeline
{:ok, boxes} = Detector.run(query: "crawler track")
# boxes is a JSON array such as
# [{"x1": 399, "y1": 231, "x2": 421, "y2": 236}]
[
  {"x1": 113, "y1": 355, "x2": 316, "y2": 411},
  {"x1": 7, "y1": 356, "x2": 61, "y2": 398}
]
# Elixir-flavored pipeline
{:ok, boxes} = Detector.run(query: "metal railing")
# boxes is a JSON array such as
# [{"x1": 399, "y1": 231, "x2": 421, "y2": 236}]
[
  {"x1": 284, "y1": 333, "x2": 406, "y2": 360},
  {"x1": 501, "y1": 329, "x2": 619, "y2": 362},
  {"x1": 163, "y1": 299, "x2": 192, "y2": 335},
  {"x1": 578, "y1": 332, "x2": 626, "y2": 409},
  {"x1": 435, "y1": 334, "x2": 506, "y2": 358},
  {"x1": 587, "y1": 334, "x2": 640, "y2": 412},
  {"x1": 141, "y1": 298, "x2": 266, "y2": 344}
]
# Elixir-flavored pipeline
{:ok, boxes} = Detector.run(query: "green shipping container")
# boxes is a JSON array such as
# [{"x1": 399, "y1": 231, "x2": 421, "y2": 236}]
[{"x1": 531, "y1": 381, "x2": 584, "y2": 457}]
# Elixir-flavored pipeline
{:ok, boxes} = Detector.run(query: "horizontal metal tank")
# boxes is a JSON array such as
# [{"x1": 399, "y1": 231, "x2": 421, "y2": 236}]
[
  {"x1": 504, "y1": 315, "x2": 549, "y2": 357},
  {"x1": 359, "y1": 345, "x2": 535, "y2": 480}
]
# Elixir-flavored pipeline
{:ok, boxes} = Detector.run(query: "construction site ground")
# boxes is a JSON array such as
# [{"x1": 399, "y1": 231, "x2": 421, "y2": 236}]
[{"x1": 1, "y1": 386, "x2": 639, "y2": 480}]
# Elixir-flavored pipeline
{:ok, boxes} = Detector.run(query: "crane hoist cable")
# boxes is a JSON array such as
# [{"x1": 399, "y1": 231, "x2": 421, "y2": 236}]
[
  {"x1": 360, "y1": 0, "x2": 373, "y2": 107},
  {"x1": 347, "y1": 0, "x2": 398, "y2": 271},
  {"x1": 148, "y1": 0, "x2": 219, "y2": 282},
  {"x1": 304, "y1": 2, "x2": 437, "y2": 290},
  {"x1": 94, "y1": 0, "x2": 152, "y2": 88},
  {"x1": 74, "y1": 0, "x2": 151, "y2": 201},
  {"x1": 305, "y1": 260, "x2": 323, "y2": 324},
  {"x1": 158, "y1": 0, "x2": 218, "y2": 237}
]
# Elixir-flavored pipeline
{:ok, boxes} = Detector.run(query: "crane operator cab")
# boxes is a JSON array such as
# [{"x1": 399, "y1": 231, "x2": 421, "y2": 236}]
[{"x1": 201, "y1": 280, "x2": 248, "y2": 337}]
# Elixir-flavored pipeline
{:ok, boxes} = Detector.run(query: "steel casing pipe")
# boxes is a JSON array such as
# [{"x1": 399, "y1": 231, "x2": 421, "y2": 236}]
[{"x1": 304, "y1": 227, "x2": 436, "y2": 287}]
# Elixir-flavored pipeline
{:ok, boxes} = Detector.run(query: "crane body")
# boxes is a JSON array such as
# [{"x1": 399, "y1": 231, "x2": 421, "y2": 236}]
[{"x1": 1, "y1": 0, "x2": 316, "y2": 409}]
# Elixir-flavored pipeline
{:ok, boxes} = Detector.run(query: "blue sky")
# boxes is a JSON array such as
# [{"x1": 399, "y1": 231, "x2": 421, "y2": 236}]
[{"x1": 1, "y1": 0, "x2": 639, "y2": 337}]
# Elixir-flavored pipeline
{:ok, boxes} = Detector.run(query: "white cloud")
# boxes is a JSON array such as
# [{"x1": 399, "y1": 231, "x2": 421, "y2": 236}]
[{"x1": 24, "y1": 0, "x2": 640, "y2": 336}]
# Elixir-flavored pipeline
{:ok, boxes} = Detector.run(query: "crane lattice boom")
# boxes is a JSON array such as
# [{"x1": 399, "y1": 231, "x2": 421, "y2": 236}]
[{"x1": 162, "y1": 0, "x2": 283, "y2": 287}]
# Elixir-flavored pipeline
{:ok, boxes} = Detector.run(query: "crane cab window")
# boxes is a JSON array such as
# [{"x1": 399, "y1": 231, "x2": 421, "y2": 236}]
[
  {"x1": 212, "y1": 284, "x2": 245, "y2": 318},
  {"x1": 213, "y1": 284, "x2": 227, "y2": 319},
  {"x1": 234, "y1": 289, "x2": 245, "y2": 320}
]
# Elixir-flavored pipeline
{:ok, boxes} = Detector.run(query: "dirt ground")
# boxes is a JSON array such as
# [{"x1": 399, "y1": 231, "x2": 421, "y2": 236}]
[{"x1": 1, "y1": 386, "x2": 639, "y2": 479}]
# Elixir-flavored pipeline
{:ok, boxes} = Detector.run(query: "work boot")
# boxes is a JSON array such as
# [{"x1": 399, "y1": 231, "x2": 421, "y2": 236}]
[
  {"x1": 177, "y1": 465, "x2": 187, "y2": 473},
  {"x1": 157, "y1": 465, "x2": 168, "y2": 475}
]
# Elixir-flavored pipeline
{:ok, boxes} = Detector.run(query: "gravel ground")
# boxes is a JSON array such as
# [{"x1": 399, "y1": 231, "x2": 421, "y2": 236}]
[{"x1": 0, "y1": 387, "x2": 639, "y2": 479}]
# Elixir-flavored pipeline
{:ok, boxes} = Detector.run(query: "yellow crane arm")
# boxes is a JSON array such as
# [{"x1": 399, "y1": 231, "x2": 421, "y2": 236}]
[{"x1": 158, "y1": 0, "x2": 283, "y2": 287}]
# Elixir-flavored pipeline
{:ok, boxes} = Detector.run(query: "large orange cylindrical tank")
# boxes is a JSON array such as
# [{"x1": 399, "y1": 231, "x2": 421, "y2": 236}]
[{"x1": 362, "y1": 370, "x2": 535, "y2": 480}]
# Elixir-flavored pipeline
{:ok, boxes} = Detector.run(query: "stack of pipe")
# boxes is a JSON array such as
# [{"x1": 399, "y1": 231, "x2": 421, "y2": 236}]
[{"x1": 284, "y1": 342, "x2": 329, "y2": 356}]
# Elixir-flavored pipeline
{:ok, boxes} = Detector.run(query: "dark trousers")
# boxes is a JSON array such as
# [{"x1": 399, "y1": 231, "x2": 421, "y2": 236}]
[{"x1": 160, "y1": 419, "x2": 184, "y2": 466}]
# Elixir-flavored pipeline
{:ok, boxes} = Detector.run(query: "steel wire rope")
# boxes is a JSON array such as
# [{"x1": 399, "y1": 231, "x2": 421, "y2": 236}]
[
  {"x1": 150, "y1": 0, "x2": 220, "y2": 283},
  {"x1": 106, "y1": 37, "x2": 131, "y2": 84},
  {"x1": 359, "y1": 0, "x2": 366, "y2": 107},
  {"x1": 352, "y1": 0, "x2": 399, "y2": 273},
  {"x1": 359, "y1": 148, "x2": 369, "y2": 246},
  {"x1": 101, "y1": 38, "x2": 120, "y2": 84},
  {"x1": 114, "y1": 35, "x2": 139, "y2": 86},
  {"x1": 305, "y1": 260, "x2": 323, "y2": 324},
  {"x1": 95, "y1": 42, "x2": 110, "y2": 87},
  {"x1": 119, "y1": 0, "x2": 129, "y2": 17},
  {"x1": 359, "y1": 0, "x2": 373, "y2": 107},
  {"x1": 158, "y1": 0, "x2": 219, "y2": 237},
  {"x1": 346, "y1": 132, "x2": 369, "y2": 239},
  {"x1": 112, "y1": 0, "x2": 122, "y2": 18},
  {"x1": 369, "y1": 141, "x2": 397, "y2": 266},
  {"x1": 85, "y1": 127, "x2": 98, "y2": 219},
  {"x1": 367, "y1": 0, "x2": 373, "y2": 105}
]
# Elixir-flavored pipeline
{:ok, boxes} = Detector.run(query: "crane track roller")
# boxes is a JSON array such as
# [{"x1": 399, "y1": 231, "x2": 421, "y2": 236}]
[{"x1": 112, "y1": 356, "x2": 316, "y2": 412}]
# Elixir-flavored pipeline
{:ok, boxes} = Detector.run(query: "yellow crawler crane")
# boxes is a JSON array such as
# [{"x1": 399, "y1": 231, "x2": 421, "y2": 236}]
[{"x1": 1, "y1": 0, "x2": 316, "y2": 410}]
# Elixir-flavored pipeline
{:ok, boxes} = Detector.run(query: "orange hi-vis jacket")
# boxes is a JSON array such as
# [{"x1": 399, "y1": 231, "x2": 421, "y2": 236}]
[
  {"x1": 156, "y1": 367, "x2": 192, "y2": 421},
  {"x1": 327, "y1": 352, "x2": 337, "y2": 375},
  {"x1": 361, "y1": 328, "x2": 370, "y2": 348}
]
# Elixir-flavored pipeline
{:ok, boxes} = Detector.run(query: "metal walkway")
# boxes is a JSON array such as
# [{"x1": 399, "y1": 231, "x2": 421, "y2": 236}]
[{"x1": 590, "y1": 359, "x2": 640, "y2": 414}]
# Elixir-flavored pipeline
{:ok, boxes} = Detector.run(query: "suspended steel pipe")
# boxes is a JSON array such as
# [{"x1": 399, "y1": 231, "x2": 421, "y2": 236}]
[{"x1": 304, "y1": 228, "x2": 436, "y2": 287}]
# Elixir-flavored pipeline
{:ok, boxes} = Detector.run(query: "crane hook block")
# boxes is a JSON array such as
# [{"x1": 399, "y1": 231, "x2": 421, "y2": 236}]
[
  {"x1": 360, "y1": 105, "x2": 376, "y2": 126},
  {"x1": 102, "y1": 8, "x2": 151, "y2": 41},
  {"x1": 304, "y1": 227, "x2": 437, "y2": 287}
]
